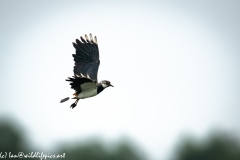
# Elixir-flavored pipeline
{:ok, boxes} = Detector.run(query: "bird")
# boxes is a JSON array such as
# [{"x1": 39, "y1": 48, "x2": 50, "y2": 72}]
[{"x1": 60, "y1": 33, "x2": 113, "y2": 109}]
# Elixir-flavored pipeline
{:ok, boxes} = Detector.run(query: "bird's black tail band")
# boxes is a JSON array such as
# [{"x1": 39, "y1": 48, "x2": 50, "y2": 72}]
[{"x1": 60, "y1": 97, "x2": 69, "y2": 103}]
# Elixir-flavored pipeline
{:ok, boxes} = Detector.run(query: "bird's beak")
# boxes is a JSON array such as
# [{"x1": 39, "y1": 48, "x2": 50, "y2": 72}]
[{"x1": 110, "y1": 84, "x2": 114, "y2": 87}]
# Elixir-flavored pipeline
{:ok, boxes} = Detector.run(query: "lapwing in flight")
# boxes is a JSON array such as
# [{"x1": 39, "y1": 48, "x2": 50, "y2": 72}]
[{"x1": 60, "y1": 33, "x2": 113, "y2": 109}]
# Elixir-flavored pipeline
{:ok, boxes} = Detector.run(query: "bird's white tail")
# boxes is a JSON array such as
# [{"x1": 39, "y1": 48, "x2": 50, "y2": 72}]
[{"x1": 60, "y1": 97, "x2": 69, "y2": 103}]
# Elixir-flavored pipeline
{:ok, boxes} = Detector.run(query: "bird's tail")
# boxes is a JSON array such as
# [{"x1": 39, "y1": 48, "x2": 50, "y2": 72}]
[{"x1": 60, "y1": 97, "x2": 70, "y2": 103}]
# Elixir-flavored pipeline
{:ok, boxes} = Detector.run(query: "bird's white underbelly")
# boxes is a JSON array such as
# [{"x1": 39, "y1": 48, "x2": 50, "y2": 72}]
[{"x1": 77, "y1": 89, "x2": 98, "y2": 99}]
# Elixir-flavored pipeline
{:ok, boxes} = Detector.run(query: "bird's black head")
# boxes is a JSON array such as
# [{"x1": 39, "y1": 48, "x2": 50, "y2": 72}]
[{"x1": 101, "y1": 80, "x2": 114, "y2": 88}]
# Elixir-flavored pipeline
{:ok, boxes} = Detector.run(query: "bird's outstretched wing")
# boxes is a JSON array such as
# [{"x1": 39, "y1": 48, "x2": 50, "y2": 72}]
[{"x1": 72, "y1": 33, "x2": 100, "y2": 83}]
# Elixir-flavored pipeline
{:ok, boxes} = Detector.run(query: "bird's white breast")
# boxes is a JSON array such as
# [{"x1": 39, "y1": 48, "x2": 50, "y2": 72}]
[{"x1": 77, "y1": 88, "x2": 98, "y2": 99}]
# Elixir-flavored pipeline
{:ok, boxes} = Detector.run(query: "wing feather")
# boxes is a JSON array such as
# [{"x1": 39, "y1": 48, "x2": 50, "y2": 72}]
[
  {"x1": 66, "y1": 76, "x2": 94, "y2": 94},
  {"x1": 72, "y1": 33, "x2": 100, "y2": 82}
]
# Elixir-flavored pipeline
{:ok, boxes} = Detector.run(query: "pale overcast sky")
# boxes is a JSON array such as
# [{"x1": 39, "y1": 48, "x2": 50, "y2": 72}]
[{"x1": 0, "y1": 0, "x2": 240, "y2": 159}]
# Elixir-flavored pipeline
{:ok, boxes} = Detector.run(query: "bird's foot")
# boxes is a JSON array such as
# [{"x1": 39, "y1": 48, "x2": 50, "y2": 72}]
[
  {"x1": 70, "y1": 99, "x2": 79, "y2": 109},
  {"x1": 70, "y1": 103, "x2": 77, "y2": 109}
]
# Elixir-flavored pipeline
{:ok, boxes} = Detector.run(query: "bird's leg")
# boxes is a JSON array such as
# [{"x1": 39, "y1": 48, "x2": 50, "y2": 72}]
[
  {"x1": 70, "y1": 99, "x2": 79, "y2": 109},
  {"x1": 75, "y1": 99, "x2": 80, "y2": 106}
]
